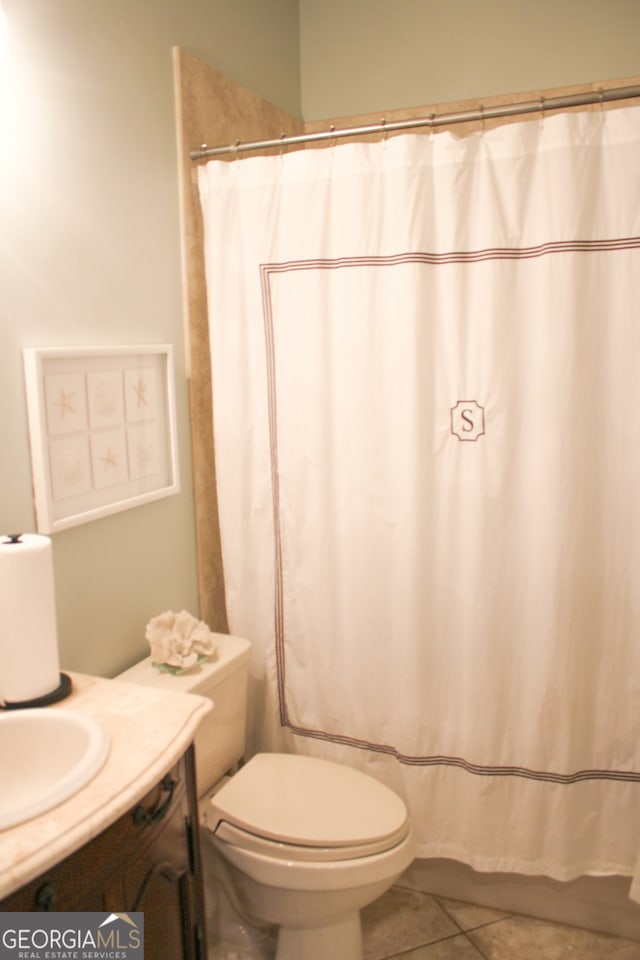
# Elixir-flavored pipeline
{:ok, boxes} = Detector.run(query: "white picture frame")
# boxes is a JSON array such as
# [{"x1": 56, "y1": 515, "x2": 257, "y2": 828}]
[{"x1": 23, "y1": 345, "x2": 180, "y2": 533}]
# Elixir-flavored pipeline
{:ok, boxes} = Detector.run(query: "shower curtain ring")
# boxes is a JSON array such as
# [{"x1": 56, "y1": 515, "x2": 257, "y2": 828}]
[
  {"x1": 479, "y1": 105, "x2": 485, "y2": 133},
  {"x1": 380, "y1": 118, "x2": 388, "y2": 142},
  {"x1": 539, "y1": 96, "x2": 546, "y2": 127}
]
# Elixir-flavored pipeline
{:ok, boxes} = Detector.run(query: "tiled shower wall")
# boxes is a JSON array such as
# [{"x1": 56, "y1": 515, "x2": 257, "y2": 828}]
[{"x1": 173, "y1": 47, "x2": 304, "y2": 632}]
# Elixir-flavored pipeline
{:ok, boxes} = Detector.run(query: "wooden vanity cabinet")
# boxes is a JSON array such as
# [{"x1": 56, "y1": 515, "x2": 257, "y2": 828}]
[{"x1": 1, "y1": 745, "x2": 207, "y2": 960}]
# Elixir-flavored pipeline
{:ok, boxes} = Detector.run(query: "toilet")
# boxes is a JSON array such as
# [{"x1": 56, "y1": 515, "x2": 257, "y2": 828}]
[{"x1": 118, "y1": 634, "x2": 416, "y2": 960}]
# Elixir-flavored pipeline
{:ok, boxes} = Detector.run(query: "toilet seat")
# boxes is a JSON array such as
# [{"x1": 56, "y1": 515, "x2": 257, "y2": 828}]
[
  {"x1": 210, "y1": 818, "x2": 410, "y2": 862},
  {"x1": 207, "y1": 753, "x2": 410, "y2": 862}
]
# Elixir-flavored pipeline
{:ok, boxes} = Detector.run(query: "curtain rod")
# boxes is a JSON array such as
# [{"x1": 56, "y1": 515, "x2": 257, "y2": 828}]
[{"x1": 190, "y1": 83, "x2": 640, "y2": 161}]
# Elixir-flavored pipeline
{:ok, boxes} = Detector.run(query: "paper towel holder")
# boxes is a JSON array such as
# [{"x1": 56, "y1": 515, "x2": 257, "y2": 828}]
[{"x1": 0, "y1": 532, "x2": 73, "y2": 709}]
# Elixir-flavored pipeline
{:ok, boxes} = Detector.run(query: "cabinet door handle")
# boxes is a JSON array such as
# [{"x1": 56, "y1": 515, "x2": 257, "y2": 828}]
[
  {"x1": 133, "y1": 775, "x2": 176, "y2": 826},
  {"x1": 35, "y1": 882, "x2": 57, "y2": 911}
]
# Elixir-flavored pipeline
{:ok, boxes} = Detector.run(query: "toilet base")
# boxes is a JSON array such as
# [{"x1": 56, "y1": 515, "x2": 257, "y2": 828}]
[{"x1": 276, "y1": 912, "x2": 362, "y2": 960}]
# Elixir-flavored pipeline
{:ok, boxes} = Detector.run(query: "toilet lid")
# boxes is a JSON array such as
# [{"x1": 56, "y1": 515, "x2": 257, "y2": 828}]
[{"x1": 207, "y1": 753, "x2": 409, "y2": 857}]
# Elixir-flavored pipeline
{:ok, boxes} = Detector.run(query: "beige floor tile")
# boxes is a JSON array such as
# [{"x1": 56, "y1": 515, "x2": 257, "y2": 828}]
[
  {"x1": 398, "y1": 934, "x2": 486, "y2": 958},
  {"x1": 435, "y1": 895, "x2": 511, "y2": 931},
  {"x1": 362, "y1": 887, "x2": 459, "y2": 960},
  {"x1": 468, "y1": 914, "x2": 640, "y2": 960}
]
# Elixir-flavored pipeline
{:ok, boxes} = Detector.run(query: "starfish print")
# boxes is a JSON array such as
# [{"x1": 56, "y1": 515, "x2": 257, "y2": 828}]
[
  {"x1": 100, "y1": 447, "x2": 118, "y2": 470},
  {"x1": 133, "y1": 378, "x2": 148, "y2": 408},
  {"x1": 55, "y1": 388, "x2": 75, "y2": 419}
]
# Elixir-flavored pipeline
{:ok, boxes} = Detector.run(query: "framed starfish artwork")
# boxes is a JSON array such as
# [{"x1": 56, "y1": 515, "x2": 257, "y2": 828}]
[{"x1": 23, "y1": 346, "x2": 179, "y2": 532}]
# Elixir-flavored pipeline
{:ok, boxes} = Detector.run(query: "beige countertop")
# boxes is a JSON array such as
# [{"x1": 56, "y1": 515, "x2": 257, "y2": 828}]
[{"x1": 0, "y1": 671, "x2": 211, "y2": 900}]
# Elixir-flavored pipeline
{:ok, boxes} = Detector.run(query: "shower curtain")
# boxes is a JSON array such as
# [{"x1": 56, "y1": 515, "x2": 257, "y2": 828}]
[{"x1": 198, "y1": 104, "x2": 640, "y2": 896}]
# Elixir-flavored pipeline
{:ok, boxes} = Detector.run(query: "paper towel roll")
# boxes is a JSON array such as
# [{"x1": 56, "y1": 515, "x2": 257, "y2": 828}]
[{"x1": 0, "y1": 533, "x2": 61, "y2": 704}]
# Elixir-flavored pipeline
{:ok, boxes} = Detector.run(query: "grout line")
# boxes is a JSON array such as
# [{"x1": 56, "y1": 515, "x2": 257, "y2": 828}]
[
  {"x1": 466, "y1": 916, "x2": 514, "y2": 932},
  {"x1": 464, "y1": 931, "x2": 493, "y2": 960},
  {"x1": 431, "y1": 895, "x2": 467, "y2": 935},
  {"x1": 433, "y1": 894, "x2": 515, "y2": 934},
  {"x1": 372, "y1": 886, "x2": 511, "y2": 960},
  {"x1": 379, "y1": 931, "x2": 485, "y2": 959},
  {"x1": 427, "y1": 894, "x2": 516, "y2": 959}
]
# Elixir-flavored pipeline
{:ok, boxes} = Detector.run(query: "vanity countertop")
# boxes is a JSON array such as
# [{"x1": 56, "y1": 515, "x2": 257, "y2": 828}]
[{"x1": 0, "y1": 671, "x2": 211, "y2": 900}]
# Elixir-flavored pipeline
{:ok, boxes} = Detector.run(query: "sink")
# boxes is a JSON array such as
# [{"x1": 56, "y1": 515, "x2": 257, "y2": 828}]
[{"x1": 0, "y1": 708, "x2": 110, "y2": 830}]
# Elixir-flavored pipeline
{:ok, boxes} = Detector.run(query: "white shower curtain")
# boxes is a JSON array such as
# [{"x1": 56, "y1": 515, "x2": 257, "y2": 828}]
[{"x1": 198, "y1": 105, "x2": 640, "y2": 897}]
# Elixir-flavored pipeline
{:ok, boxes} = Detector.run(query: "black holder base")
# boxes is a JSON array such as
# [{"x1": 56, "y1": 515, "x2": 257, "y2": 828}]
[{"x1": 1, "y1": 672, "x2": 72, "y2": 710}]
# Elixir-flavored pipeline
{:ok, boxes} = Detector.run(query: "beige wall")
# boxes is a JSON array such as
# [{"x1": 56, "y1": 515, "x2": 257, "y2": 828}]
[
  {"x1": 299, "y1": 0, "x2": 640, "y2": 119},
  {"x1": 0, "y1": 0, "x2": 299, "y2": 679}
]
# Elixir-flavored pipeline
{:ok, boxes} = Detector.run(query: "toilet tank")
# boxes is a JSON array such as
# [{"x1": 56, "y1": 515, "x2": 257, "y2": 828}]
[{"x1": 117, "y1": 633, "x2": 250, "y2": 796}]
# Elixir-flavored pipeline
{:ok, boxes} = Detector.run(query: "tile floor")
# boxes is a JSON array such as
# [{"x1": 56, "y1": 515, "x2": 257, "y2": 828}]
[{"x1": 362, "y1": 885, "x2": 640, "y2": 959}]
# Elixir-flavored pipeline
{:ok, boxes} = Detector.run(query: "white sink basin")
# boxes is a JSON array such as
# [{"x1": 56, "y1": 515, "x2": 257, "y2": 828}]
[{"x1": 0, "y1": 708, "x2": 110, "y2": 830}]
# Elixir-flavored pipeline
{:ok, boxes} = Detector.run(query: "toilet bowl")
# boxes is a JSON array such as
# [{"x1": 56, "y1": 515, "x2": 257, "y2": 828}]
[
  {"x1": 118, "y1": 636, "x2": 416, "y2": 960},
  {"x1": 206, "y1": 752, "x2": 416, "y2": 960}
]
